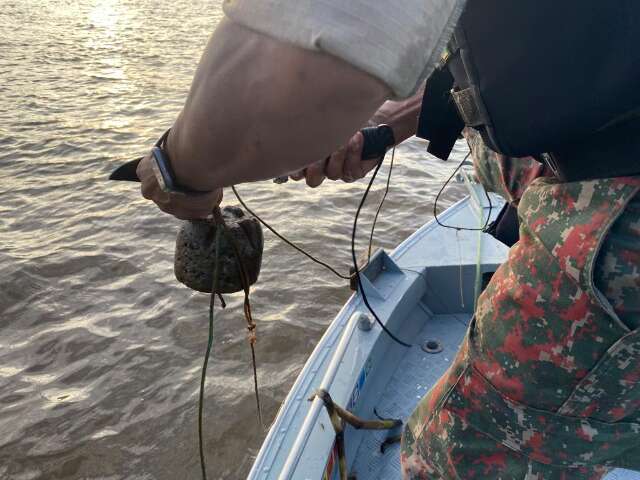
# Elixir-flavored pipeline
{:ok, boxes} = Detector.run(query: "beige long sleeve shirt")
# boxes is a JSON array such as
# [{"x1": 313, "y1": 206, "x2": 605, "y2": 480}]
[{"x1": 222, "y1": 0, "x2": 466, "y2": 99}]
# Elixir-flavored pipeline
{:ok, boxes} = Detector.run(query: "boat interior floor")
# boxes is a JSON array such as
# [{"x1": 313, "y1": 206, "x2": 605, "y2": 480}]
[{"x1": 351, "y1": 312, "x2": 470, "y2": 479}]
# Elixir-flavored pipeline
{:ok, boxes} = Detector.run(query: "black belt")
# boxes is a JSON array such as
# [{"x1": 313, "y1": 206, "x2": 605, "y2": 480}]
[{"x1": 543, "y1": 117, "x2": 640, "y2": 182}]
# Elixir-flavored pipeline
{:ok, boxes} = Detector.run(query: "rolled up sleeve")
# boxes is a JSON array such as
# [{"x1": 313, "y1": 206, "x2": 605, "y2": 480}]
[{"x1": 222, "y1": 0, "x2": 466, "y2": 99}]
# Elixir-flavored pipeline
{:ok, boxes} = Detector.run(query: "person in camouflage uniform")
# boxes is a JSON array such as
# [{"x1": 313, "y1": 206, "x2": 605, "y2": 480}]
[{"x1": 401, "y1": 129, "x2": 640, "y2": 479}]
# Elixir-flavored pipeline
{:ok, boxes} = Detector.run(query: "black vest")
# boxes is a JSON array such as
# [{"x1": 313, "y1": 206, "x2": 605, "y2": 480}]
[{"x1": 417, "y1": 0, "x2": 640, "y2": 181}]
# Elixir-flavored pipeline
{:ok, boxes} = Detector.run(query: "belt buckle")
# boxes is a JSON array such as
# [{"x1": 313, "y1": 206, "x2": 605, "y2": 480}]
[{"x1": 541, "y1": 152, "x2": 561, "y2": 179}]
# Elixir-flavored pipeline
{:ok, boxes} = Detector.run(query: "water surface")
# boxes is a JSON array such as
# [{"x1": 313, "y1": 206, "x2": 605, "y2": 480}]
[{"x1": 0, "y1": 1, "x2": 468, "y2": 478}]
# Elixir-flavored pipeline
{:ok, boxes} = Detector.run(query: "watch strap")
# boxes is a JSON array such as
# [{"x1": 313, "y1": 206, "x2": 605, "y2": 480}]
[{"x1": 151, "y1": 129, "x2": 212, "y2": 195}]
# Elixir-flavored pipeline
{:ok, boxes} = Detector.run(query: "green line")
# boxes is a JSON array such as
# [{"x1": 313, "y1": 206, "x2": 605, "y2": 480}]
[{"x1": 199, "y1": 229, "x2": 222, "y2": 480}]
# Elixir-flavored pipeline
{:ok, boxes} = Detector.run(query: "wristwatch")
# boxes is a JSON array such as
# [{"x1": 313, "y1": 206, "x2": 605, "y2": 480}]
[
  {"x1": 149, "y1": 129, "x2": 211, "y2": 195},
  {"x1": 108, "y1": 129, "x2": 213, "y2": 195}
]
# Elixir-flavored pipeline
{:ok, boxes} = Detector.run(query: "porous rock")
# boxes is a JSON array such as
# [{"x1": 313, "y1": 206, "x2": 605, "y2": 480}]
[{"x1": 174, "y1": 206, "x2": 264, "y2": 293}]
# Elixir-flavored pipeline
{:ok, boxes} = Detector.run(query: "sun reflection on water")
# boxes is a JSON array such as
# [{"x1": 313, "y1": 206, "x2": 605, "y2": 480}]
[{"x1": 88, "y1": 0, "x2": 121, "y2": 36}]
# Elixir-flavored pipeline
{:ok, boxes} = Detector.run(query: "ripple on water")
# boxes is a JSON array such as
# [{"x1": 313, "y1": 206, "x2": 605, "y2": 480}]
[{"x1": 42, "y1": 387, "x2": 91, "y2": 407}]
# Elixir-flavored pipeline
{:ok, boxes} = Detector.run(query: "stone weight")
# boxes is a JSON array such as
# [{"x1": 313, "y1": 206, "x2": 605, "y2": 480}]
[{"x1": 174, "y1": 206, "x2": 263, "y2": 293}]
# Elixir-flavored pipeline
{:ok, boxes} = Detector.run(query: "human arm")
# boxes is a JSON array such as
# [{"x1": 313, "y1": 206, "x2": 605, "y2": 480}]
[
  {"x1": 368, "y1": 86, "x2": 426, "y2": 141},
  {"x1": 144, "y1": 18, "x2": 389, "y2": 185},
  {"x1": 137, "y1": 0, "x2": 466, "y2": 218},
  {"x1": 136, "y1": 20, "x2": 389, "y2": 217},
  {"x1": 293, "y1": 86, "x2": 425, "y2": 187}
]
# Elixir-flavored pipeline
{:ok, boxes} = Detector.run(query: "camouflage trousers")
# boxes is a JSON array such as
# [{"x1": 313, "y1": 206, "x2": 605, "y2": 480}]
[{"x1": 401, "y1": 176, "x2": 640, "y2": 479}]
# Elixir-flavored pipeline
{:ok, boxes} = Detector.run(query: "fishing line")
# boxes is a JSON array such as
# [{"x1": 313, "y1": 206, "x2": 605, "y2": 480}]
[
  {"x1": 194, "y1": 139, "x2": 488, "y2": 477},
  {"x1": 198, "y1": 228, "x2": 222, "y2": 480},
  {"x1": 351, "y1": 148, "x2": 412, "y2": 348},
  {"x1": 232, "y1": 186, "x2": 352, "y2": 280},
  {"x1": 368, "y1": 147, "x2": 395, "y2": 261},
  {"x1": 230, "y1": 142, "x2": 490, "y2": 351},
  {"x1": 231, "y1": 154, "x2": 395, "y2": 281},
  {"x1": 198, "y1": 211, "x2": 265, "y2": 480},
  {"x1": 209, "y1": 208, "x2": 264, "y2": 430},
  {"x1": 194, "y1": 144, "x2": 492, "y2": 470},
  {"x1": 456, "y1": 229, "x2": 465, "y2": 309},
  {"x1": 433, "y1": 148, "x2": 494, "y2": 232},
  {"x1": 233, "y1": 149, "x2": 409, "y2": 348}
]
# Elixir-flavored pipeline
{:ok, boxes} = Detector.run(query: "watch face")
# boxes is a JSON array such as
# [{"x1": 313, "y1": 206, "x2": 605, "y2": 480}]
[
  {"x1": 150, "y1": 155, "x2": 169, "y2": 192},
  {"x1": 151, "y1": 146, "x2": 173, "y2": 193},
  {"x1": 149, "y1": 144, "x2": 206, "y2": 196}
]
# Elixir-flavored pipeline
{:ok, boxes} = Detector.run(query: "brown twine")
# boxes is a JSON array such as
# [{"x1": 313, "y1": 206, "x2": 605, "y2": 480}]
[{"x1": 212, "y1": 207, "x2": 263, "y2": 428}]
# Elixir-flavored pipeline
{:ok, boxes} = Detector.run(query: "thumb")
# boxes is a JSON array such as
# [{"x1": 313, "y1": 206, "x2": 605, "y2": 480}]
[{"x1": 348, "y1": 131, "x2": 364, "y2": 156}]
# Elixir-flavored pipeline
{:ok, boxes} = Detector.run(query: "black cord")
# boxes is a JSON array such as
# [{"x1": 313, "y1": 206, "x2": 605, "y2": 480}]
[
  {"x1": 233, "y1": 157, "x2": 408, "y2": 348},
  {"x1": 232, "y1": 186, "x2": 352, "y2": 280},
  {"x1": 232, "y1": 156, "x2": 395, "y2": 281},
  {"x1": 432, "y1": 150, "x2": 493, "y2": 232},
  {"x1": 368, "y1": 148, "x2": 395, "y2": 261},
  {"x1": 232, "y1": 150, "x2": 411, "y2": 347},
  {"x1": 194, "y1": 141, "x2": 492, "y2": 479},
  {"x1": 351, "y1": 157, "x2": 412, "y2": 349}
]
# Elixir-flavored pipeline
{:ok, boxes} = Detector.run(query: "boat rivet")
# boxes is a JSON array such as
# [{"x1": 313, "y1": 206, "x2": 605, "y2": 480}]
[
  {"x1": 356, "y1": 312, "x2": 374, "y2": 331},
  {"x1": 422, "y1": 339, "x2": 443, "y2": 354}
]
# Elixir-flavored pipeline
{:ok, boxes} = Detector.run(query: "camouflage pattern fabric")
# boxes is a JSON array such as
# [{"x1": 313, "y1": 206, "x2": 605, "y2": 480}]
[
  {"x1": 594, "y1": 194, "x2": 640, "y2": 330},
  {"x1": 401, "y1": 134, "x2": 640, "y2": 479},
  {"x1": 466, "y1": 128, "x2": 549, "y2": 206},
  {"x1": 467, "y1": 127, "x2": 640, "y2": 330}
]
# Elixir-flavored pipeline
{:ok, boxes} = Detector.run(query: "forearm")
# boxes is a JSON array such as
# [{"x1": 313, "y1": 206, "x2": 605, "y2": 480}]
[
  {"x1": 368, "y1": 85, "x2": 425, "y2": 145},
  {"x1": 167, "y1": 19, "x2": 390, "y2": 191}
]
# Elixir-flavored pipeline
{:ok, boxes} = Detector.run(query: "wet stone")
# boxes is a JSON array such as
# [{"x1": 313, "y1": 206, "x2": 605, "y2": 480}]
[{"x1": 174, "y1": 205, "x2": 264, "y2": 294}]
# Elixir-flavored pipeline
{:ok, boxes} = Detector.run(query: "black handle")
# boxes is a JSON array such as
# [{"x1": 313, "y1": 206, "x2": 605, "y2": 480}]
[
  {"x1": 109, "y1": 157, "x2": 142, "y2": 182},
  {"x1": 109, "y1": 130, "x2": 170, "y2": 182},
  {"x1": 360, "y1": 124, "x2": 396, "y2": 160}
]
